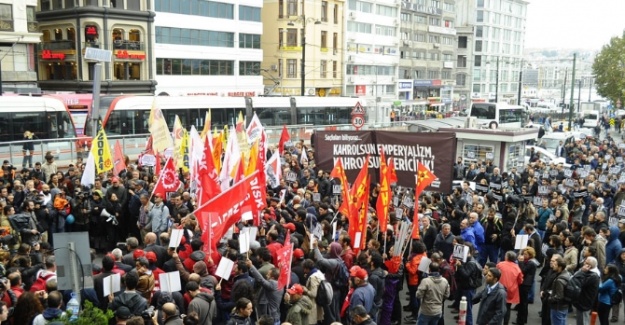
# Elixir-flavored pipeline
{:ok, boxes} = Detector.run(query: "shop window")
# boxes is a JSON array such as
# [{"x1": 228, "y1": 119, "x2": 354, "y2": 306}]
[
  {"x1": 129, "y1": 29, "x2": 140, "y2": 41},
  {"x1": 114, "y1": 62, "x2": 141, "y2": 80},
  {"x1": 44, "y1": 62, "x2": 77, "y2": 80}
]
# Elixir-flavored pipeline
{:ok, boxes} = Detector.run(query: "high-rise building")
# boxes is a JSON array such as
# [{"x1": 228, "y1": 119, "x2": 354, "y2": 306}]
[
  {"x1": 154, "y1": 0, "x2": 264, "y2": 96},
  {"x1": 35, "y1": 0, "x2": 156, "y2": 94},
  {"x1": 470, "y1": 0, "x2": 528, "y2": 104},
  {"x1": 0, "y1": 0, "x2": 42, "y2": 94},
  {"x1": 261, "y1": 0, "x2": 344, "y2": 97}
]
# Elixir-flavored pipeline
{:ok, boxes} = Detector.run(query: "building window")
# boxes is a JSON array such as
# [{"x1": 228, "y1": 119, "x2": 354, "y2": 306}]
[
  {"x1": 287, "y1": 59, "x2": 297, "y2": 78},
  {"x1": 114, "y1": 62, "x2": 141, "y2": 80},
  {"x1": 321, "y1": 1, "x2": 327, "y2": 22},
  {"x1": 320, "y1": 60, "x2": 327, "y2": 78},
  {"x1": 0, "y1": 4, "x2": 13, "y2": 31},
  {"x1": 458, "y1": 36, "x2": 467, "y2": 48},
  {"x1": 429, "y1": 17, "x2": 440, "y2": 26},
  {"x1": 474, "y1": 55, "x2": 481, "y2": 67},
  {"x1": 476, "y1": 26, "x2": 483, "y2": 37},
  {"x1": 156, "y1": 58, "x2": 234, "y2": 75},
  {"x1": 278, "y1": 59, "x2": 283, "y2": 77},
  {"x1": 278, "y1": 0, "x2": 284, "y2": 17},
  {"x1": 64, "y1": 0, "x2": 76, "y2": 9},
  {"x1": 428, "y1": 70, "x2": 439, "y2": 79},
  {"x1": 286, "y1": 28, "x2": 297, "y2": 46},
  {"x1": 239, "y1": 61, "x2": 260, "y2": 75},
  {"x1": 441, "y1": 70, "x2": 451, "y2": 79},
  {"x1": 278, "y1": 28, "x2": 284, "y2": 47},
  {"x1": 208, "y1": 1, "x2": 234, "y2": 19},
  {"x1": 475, "y1": 40, "x2": 482, "y2": 52},
  {"x1": 333, "y1": 32, "x2": 338, "y2": 52},
  {"x1": 43, "y1": 62, "x2": 77, "y2": 80},
  {"x1": 333, "y1": 4, "x2": 338, "y2": 24},
  {"x1": 376, "y1": 4, "x2": 396, "y2": 17},
  {"x1": 456, "y1": 74, "x2": 466, "y2": 86},
  {"x1": 239, "y1": 33, "x2": 261, "y2": 49},
  {"x1": 287, "y1": 0, "x2": 297, "y2": 16},
  {"x1": 320, "y1": 31, "x2": 327, "y2": 49},
  {"x1": 477, "y1": 10, "x2": 483, "y2": 22},
  {"x1": 127, "y1": 0, "x2": 140, "y2": 10},
  {"x1": 239, "y1": 5, "x2": 261, "y2": 22},
  {"x1": 333, "y1": 61, "x2": 337, "y2": 78},
  {"x1": 155, "y1": 27, "x2": 235, "y2": 47},
  {"x1": 54, "y1": 28, "x2": 63, "y2": 41},
  {"x1": 41, "y1": 0, "x2": 51, "y2": 11},
  {"x1": 457, "y1": 55, "x2": 467, "y2": 68}
]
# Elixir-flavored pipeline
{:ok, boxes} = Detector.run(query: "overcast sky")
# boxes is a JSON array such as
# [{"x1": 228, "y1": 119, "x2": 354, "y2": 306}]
[{"x1": 525, "y1": 0, "x2": 624, "y2": 49}]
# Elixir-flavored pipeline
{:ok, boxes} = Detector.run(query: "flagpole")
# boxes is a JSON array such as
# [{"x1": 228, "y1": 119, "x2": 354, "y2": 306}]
[{"x1": 148, "y1": 155, "x2": 169, "y2": 202}]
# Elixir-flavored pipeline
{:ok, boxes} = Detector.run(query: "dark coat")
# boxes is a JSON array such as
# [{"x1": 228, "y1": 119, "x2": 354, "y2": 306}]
[
  {"x1": 572, "y1": 270, "x2": 600, "y2": 311},
  {"x1": 473, "y1": 282, "x2": 507, "y2": 325}
]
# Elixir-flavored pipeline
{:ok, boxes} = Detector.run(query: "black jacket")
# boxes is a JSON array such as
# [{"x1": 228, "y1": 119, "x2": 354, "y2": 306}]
[
  {"x1": 473, "y1": 282, "x2": 507, "y2": 325},
  {"x1": 572, "y1": 270, "x2": 600, "y2": 311}
]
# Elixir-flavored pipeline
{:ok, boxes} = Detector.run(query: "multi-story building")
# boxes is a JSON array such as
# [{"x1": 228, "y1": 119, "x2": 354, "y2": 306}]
[
  {"x1": 0, "y1": 0, "x2": 42, "y2": 94},
  {"x1": 470, "y1": 0, "x2": 528, "y2": 104},
  {"x1": 261, "y1": 0, "x2": 344, "y2": 97},
  {"x1": 154, "y1": 0, "x2": 264, "y2": 96},
  {"x1": 344, "y1": 0, "x2": 400, "y2": 122},
  {"x1": 399, "y1": 0, "x2": 457, "y2": 113},
  {"x1": 35, "y1": 0, "x2": 156, "y2": 93},
  {"x1": 454, "y1": 0, "x2": 475, "y2": 110}
]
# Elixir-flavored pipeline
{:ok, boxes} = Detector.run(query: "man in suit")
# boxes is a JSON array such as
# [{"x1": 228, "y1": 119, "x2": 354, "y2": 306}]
[
  {"x1": 143, "y1": 232, "x2": 168, "y2": 268},
  {"x1": 93, "y1": 255, "x2": 117, "y2": 310},
  {"x1": 556, "y1": 140, "x2": 565, "y2": 157},
  {"x1": 473, "y1": 268, "x2": 507, "y2": 325},
  {"x1": 122, "y1": 237, "x2": 140, "y2": 267}
]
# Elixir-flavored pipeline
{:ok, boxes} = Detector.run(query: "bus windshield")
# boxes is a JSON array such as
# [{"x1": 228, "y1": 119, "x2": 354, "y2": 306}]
[
  {"x1": 470, "y1": 103, "x2": 525, "y2": 128},
  {"x1": 498, "y1": 108, "x2": 525, "y2": 124},
  {"x1": 470, "y1": 103, "x2": 496, "y2": 119}
]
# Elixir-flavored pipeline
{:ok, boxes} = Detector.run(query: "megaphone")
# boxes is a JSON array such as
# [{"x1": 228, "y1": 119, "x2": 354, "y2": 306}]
[{"x1": 101, "y1": 209, "x2": 112, "y2": 218}]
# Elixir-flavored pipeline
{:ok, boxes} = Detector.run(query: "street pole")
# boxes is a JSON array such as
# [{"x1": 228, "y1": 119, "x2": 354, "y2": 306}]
[
  {"x1": 588, "y1": 78, "x2": 592, "y2": 102},
  {"x1": 561, "y1": 67, "x2": 568, "y2": 114},
  {"x1": 577, "y1": 80, "x2": 581, "y2": 113},
  {"x1": 568, "y1": 53, "x2": 577, "y2": 131},
  {"x1": 300, "y1": 19, "x2": 306, "y2": 96},
  {"x1": 495, "y1": 56, "x2": 499, "y2": 103}
]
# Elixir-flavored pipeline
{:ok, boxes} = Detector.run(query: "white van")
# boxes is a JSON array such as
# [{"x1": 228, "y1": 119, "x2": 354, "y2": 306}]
[
  {"x1": 583, "y1": 110, "x2": 601, "y2": 128},
  {"x1": 538, "y1": 132, "x2": 575, "y2": 153}
]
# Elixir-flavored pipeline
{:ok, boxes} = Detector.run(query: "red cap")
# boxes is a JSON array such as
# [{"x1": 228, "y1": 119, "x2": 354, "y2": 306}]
[
  {"x1": 293, "y1": 248, "x2": 304, "y2": 260},
  {"x1": 287, "y1": 284, "x2": 304, "y2": 296},
  {"x1": 111, "y1": 176, "x2": 120, "y2": 183},
  {"x1": 284, "y1": 223, "x2": 296, "y2": 233},
  {"x1": 154, "y1": 193, "x2": 164, "y2": 199},
  {"x1": 349, "y1": 266, "x2": 368, "y2": 280},
  {"x1": 133, "y1": 249, "x2": 145, "y2": 260},
  {"x1": 145, "y1": 251, "x2": 157, "y2": 263}
]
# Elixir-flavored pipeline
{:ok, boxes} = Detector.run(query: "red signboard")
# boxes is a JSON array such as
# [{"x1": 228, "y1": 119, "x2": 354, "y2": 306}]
[
  {"x1": 85, "y1": 25, "x2": 98, "y2": 36},
  {"x1": 115, "y1": 50, "x2": 146, "y2": 60},
  {"x1": 41, "y1": 50, "x2": 66, "y2": 60},
  {"x1": 355, "y1": 85, "x2": 367, "y2": 96}
]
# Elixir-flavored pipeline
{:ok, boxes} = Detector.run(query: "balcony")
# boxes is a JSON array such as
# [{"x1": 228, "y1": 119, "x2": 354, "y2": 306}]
[
  {"x1": 113, "y1": 40, "x2": 144, "y2": 50},
  {"x1": 0, "y1": 19, "x2": 13, "y2": 31},
  {"x1": 39, "y1": 41, "x2": 76, "y2": 50}
]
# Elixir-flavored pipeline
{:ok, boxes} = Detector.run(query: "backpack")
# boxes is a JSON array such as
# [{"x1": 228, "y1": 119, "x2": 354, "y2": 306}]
[
  {"x1": 315, "y1": 278, "x2": 334, "y2": 305},
  {"x1": 332, "y1": 259, "x2": 349, "y2": 288},
  {"x1": 611, "y1": 288, "x2": 623, "y2": 306},
  {"x1": 467, "y1": 260, "x2": 483, "y2": 289},
  {"x1": 562, "y1": 273, "x2": 583, "y2": 303},
  {"x1": 29, "y1": 273, "x2": 55, "y2": 293}
]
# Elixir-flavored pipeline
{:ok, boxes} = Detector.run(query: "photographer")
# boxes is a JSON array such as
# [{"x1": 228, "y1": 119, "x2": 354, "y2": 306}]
[{"x1": 70, "y1": 188, "x2": 91, "y2": 233}]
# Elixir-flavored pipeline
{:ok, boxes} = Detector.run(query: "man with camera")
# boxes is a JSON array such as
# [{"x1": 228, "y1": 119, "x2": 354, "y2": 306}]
[{"x1": 70, "y1": 189, "x2": 91, "y2": 233}]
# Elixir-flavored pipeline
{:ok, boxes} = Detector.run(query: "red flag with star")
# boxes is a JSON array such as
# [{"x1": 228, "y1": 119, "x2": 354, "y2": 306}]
[
  {"x1": 412, "y1": 162, "x2": 436, "y2": 239},
  {"x1": 152, "y1": 157, "x2": 181, "y2": 199},
  {"x1": 347, "y1": 156, "x2": 370, "y2": 251},
  {"x1": 376, "y1": 149, "x2": 391, "y2": 234},
  {"x1": 330, "y1": 158, "x2": 352, "y2": 216}
]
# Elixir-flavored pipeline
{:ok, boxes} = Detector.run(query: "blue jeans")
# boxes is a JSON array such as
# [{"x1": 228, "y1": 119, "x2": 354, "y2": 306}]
[
  {"x1": 550, "y1": 309, "x2": 568, "y2": 325},
  {"x1": 460, "y1": 289, "x2": 475, "y2": 325},
  {"x1": 417, "y1": 313, "x2": 441, "y2": 325},
  {"x1": 479, "y1": 244, "x2": 499, "y2": 265}
]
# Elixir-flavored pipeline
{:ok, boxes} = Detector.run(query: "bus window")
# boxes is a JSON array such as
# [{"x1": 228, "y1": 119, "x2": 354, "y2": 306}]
[
  {"x1": 470, "y1": 104, "x2": 495, "y2": 119},
  {"x1": 130, "y1": 110, "x2": 150, "y2": 134},
  {"x1": 0, "y1": 112, "x2": 9, "y2": 142},
  {"x1": 59, "y1": 111, "x2": 76, "y2": 138},
  {"x1": 15, "y1": 112, "x2": 47, "y2": 140},
  {"x1": 256, "y1": 109, "x2": 290, "y2": 125},
  {"x1": 106, "y1": 110, "x2": 124, "y2": 135}
]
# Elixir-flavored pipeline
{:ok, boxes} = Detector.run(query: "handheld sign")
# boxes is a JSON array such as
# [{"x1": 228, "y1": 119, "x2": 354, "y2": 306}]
[
  {"x1": 159, "y1": 271, "x2": 182, "y2": 293},
  {"x1": 242, "y1": 227, "x2": 258, "y2": 241},
  {"x1": 215, "y1": 257, "x2": 235, "y2": 280},
  {"x1": 286, "y1": 172, "x2": 297, "y2": 182},
  {"x1": 103, "y1": 273, "x2": 121, "y2": 297},
  {"x1": 170, "y1": 229, "x2": 184, "y2": 249},
  {"x1": 514, "y1": 234, "x2": 529, "y2": 250},
  {"x1": 332, "y1": 185, "x2": 341, "y2": 195},
  {"x1": 354, "y1": 232, "x2": 362, "y2": 249},
  {"x1": 313, "y1": 193, "x2": 321, "y2": 202},
  {"x1": 418, "y1": 257, "x2": 431, "y2": 273},
  {"x1": 452, "y1": 244, "x2": 469, "y2": 263},
  {"x1": 239, "y1": 231, "x2": 250, "y2": 254}
]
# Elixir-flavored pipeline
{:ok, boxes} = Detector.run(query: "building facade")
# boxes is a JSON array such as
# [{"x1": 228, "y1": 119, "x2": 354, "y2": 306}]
[
  {"x1": 470, "y1": 0, "x2": 527, "y2": 104},
  {"x1": 154, "y1": 0, "x2": 263, "y2": 96},
  {"x1": 0, "y1": 0, "x2": 41, "y2": 94},
  {"x1": 261, "y1": 0, "x2": 344, "y2": 97},
  {"x1": 35, "y1": 0, "x2": 156, "y2": 93}
]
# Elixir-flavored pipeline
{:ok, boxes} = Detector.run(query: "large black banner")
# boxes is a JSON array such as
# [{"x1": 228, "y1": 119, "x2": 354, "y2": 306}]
[{"x1": 313, "y1": 131, "x2": 456, "y2": 193}]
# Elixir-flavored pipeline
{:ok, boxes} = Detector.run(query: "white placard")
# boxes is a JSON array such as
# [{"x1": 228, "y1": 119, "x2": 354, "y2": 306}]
[
  {"x1": 332, "y1": 222, "x2": 337, "y2": 241},
  {"x1": 393, "y1": 197, "x2": 399, "y2": 207},
  {"x1": 239, "y1": 231, "x2": 250, "y2": 254},
  {"x1": 140, "y1": 154, "x2": 156, "y2": 167},
  {"x1": 170, "y1": 229, "x2": 184, "y2": 248},
  {"x1": 159, "y1": 271, "x2": 182, "y2": 293},
  {"x1": 242, "y1": 210, "x2": 254, "y2": 221},
  {"x1": 354, "y1": 232, "x2": 362, "y2": 249},
  {"x1": 215, "y1": 257, "x2": 235, "y2": 280},
  {"x1": 279, "y1": 189, "x2": 287, "y2": 204},
  {"x1": 452, "y1": 244, "x2": 469, "y2": 262},
  {"x1": 313, "y1": 193, "x2": 321, "y2": 202},
  {"x1": 609, "y1": 217, "x2": 620, "y2": 227},
  {"x1": 332, "y1": 185, "x2": 342, "y2": 195},
  {"x1": 395, "y1": 208, "x2": 404, "y2": 219},
  {"x1": 418, "y1": 257, "x2": 431, "y2": 273},
  {"x1": 514, "y1": 234, "x2": 529, "y2": 250},
  {"x1": 242, "y1": 227, "x2": 258, "y2": 241},
  {"x1": 102, "y1": 273, "x2": 121, "y2": 297},
  {"x1": 286, "y1": 172, "x2": 297, "y2": 182}
]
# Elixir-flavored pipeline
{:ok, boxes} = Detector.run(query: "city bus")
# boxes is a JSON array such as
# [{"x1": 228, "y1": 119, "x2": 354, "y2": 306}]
[
  {"x1": 44, "y1": 94, "x2": 93, "y2": 136},
  {"x1": 469, "y1": 102, "x2": 527, "y2": 129}
]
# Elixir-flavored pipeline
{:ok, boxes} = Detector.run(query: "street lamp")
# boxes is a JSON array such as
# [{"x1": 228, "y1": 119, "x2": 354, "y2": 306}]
[{"x1": 287, "y1": 14, "x2": 320, "y2": 96}]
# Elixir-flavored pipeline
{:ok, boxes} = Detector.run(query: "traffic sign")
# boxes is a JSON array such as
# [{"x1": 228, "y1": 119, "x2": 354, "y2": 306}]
[
  {"x1": 84, "y1": 47, "x2": 112, "y2": 62},
  {"x1": 351, "y1": 102, "x2": 365, "y2": 115},
  {"x1": 352, "y1": 115, "x2": 365, "y2": 129}
]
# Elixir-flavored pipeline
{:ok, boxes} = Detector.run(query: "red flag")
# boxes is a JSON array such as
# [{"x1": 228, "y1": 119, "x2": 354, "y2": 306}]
[
  {"x1": 346, "y1": 156, "x2": 370, "y2": 251},
  {"x1": 144, "y1": 135, "x2": 154, "y2": 155},
  {"x1": 388, "y1": 157, "x2": 398, "y2": 184},
  {"x1": 152, "y1": 157, "x2": 181, "y2": 199},
  {"x1": 412, "y1": 162, "x2": 436, "y2": 239},
  {"x1": 194, "y1": 171, "x2": 256, "y2": 250},
  {"x1": 278, "y1": 125, "x2": 290, "y2": 155},
  {"x1": 376, "y1": 149, "x2": 391, "y2": 234},
  {"x1": 330, "y1": 158, "x2": 352, "y2": 216},
  {"x1": 199, "y1": 136, "x2": 221, "y2": 203},
  {"x1": 155, "y1": 153, "x2": 161, "y2": 177},
  {"x1": 113, "y1": 140, "x2": 126, "y2": 177},
  {"x1": 276, "y1": 231, "x2": 293, "y2": 290}
]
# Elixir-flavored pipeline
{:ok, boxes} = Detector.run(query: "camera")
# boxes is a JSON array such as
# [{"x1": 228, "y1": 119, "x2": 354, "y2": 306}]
[{"x1": 142, "y1": 306, "x2": 155, "y2": 319}]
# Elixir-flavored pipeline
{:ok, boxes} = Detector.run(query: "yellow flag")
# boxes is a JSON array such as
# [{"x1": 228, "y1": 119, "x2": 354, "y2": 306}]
[
  {"x1": 173, "y1": 115, "x2": 184, "y2": 166},
  {"x1": 179, "y1": 129, "x2": 190, "y2": 172},
  {"x1": 91, "y1": 125, "x2": 113, "y2": 174},
  {"x1": 212, "y1": 127, "x2": 222, "y2": 173},
  {"x1": 246, "y1": 140, "x2": 259, "y2": 176},
  {"x1": 235, "y1": 112, "x2": 250, "y2": 170},
  {"x1": 148, "y1": 98, "x2": 174, "y2": 154},
  {"x1": 200, "y1": 109, "x2": 212, "y2": 140}
]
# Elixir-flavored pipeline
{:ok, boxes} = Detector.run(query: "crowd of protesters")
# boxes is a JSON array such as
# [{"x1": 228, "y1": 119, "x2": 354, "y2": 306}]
[{"x1": 0, "y1": 125, "x2": 624, "y2": 325}]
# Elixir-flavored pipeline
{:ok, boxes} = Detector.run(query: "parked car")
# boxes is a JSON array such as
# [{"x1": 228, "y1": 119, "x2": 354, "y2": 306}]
[{"x1": 525, "y1": 145, "x2": 571, "y2": 168}]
